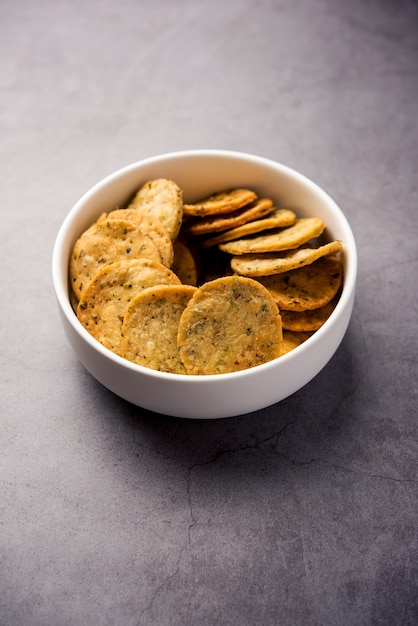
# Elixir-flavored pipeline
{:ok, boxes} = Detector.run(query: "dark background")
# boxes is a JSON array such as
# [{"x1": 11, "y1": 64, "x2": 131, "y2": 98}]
[{"x1": 1, "y1": 0, "x2": 417, "y2": 624}]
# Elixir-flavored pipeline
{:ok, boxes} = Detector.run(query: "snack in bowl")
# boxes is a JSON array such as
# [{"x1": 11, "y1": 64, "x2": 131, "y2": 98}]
[
  {"x1": 184, "y1": 197, "x2": 276, "y2": 236},
  {"x1": 127, "y1": 177, "x2": 183, "y2": 239},
  {"x1": 95, "y1": 208, "x2": 174, "y2": 267},
  {"x1": 255, "y1": 256, "x2": 343, "y2": 311},
  {"x1": 229, "y1": 241, "x2": 343, "y2": 277},
  {"x1": 177, "y1": 276, "x2": 283, "y2": 375},
  {"x1": 52, "y1": 150, "x2": 357, "y2": 418},
  {"x1": 200, "y1": 208, "x2": 297, "y2": 248},
  {"x1": 76, "y1": 258, "x2": 181, "y2": 354},
  {"x1": 183, "y1": 187, "x2": 257, "y2": 217},
  {"x1": 70, "y1": 219, "x2": 162, "y2": 299},
  {"x1": 120, "y1": 284, "x2": 197, "y2": 373},
  {"x1": 218, "y1": 216, "x2": 326, "y2": 254},
  {"x1": 171, "y1": 240, "x2": 198, "y2": 286},
  {"x1": 68, "y1": 177, "x2": 343, "y2": 376}
]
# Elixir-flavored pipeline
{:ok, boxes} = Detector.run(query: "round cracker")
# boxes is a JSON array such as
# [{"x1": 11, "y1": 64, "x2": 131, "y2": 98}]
[
  {"x1": 70, "y1": 220, "x2": 162, "y2": 299},
  {"x1": 97, "y1": 208, "x2": 174, "y2": 267},
  {"x1": 76, "y1": 259, "x2": 182, "y2": 354},
  {"x1": 171, "y1": 240, "x2": 198, "y2": 286},
  {"x1": 185, "y1": 198, "x2": 275, "y2": 236},
  {"x1": 183, "y1": 188, "x2": 257, "y2": 217},
  {"x1": 120, "y1": 285, "x2": 197, "y2": 373},
  {"x1": 230, "y1": 241, "x2": 343, "y2": 277},
  {"x1": 280, "y1": 330, "x2": 313, "y2": 355},
  {"x1": 128, "y1": 178, "x2": 183, "y2": 240},
  {"x1": 177, "y1": 276, "x2": 282, "y2": 375},
  {"x1": 219, "y1": 217, "x2": 325, "y2": 255},
  {"x1": 281, "y1": 297, "x2": 338, "y2": 331},
  {"x1": 200, "y1": 208, "x2": 297, "y2": 248},
  {"x1": 256, "y1": 256, "x2": 343, "y2": 311}
]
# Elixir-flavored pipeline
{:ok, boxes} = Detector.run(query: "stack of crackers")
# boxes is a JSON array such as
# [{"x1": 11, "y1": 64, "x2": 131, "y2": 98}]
[{"x1": 69, "y1": 179, "x2": 343, "y2": 375}]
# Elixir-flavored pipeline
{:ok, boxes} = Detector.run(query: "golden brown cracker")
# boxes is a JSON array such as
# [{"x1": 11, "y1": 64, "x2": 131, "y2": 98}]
[
  {"x1": 171, "y1": 240, "x2": 198, "y2": 286},
  {"x1": 183, "y1": 188, "x2": 257, "y2": 217},
  {"x1": 280, "y1": 330, "x2": 314, "y2": 355},
  {"x1": 69, "y1": 289, "x2": 79, "y2": 313},
  {"x1": 281, "y1": 298, "x2": 338, "y2": 331},
  {"x1": 70, "y1": 220, "x2": 162, "y2": 299},
  {"x1": 177, "y1": 276, "x2": 282, "y2": 375},
  {"x1": 185, "y1": 198, "x2": 275, "y2": 236},
  {"x1": 200, "y1": 208, "x2": 297, "y2": 248},
  {"x1": 230, "y1": 241, "x2": 343, "y2": 277},
  {"x1": 256, "y1": 256, "x2": 343, "y2": 311},
  {"x1": 128, "y1": 178, "x2": 183, "y2": 239},
  {"x1": 121, "y1": 285, "x2": 197, "y2": 373},
  {"x1": 97, "y1": 208, "x2": 174, "y2": 267},
  {"x1": 70, "y1": 178, "x2": 346, "y2": 374},
  {"x1": 76, "y1": 259, "x2": 181, "y2": 354},
  {"x1": 219, "y1": 217, "x2": 325, "y2": 255}
]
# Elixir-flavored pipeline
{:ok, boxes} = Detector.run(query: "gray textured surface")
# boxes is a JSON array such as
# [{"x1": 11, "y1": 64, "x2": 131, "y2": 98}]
[{"x1": 1, "y1": 0, "x2": 417, "y2": 624}]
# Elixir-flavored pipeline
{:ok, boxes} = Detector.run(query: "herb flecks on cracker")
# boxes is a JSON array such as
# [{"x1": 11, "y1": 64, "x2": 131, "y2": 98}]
[
  {"x1": 128, "y1": 178, "x2": 183, "y2": 240},
  {"x1": 185, "y1": 198, "x2": 275, "y2": 236},
  {"x1": 70, "y1": 178, "x2": 345, "y2": 372},
  {"x1": 177, "y1": 276, "x2": 282, "y2": 375},
  {"x1": 230, "y1": 241, "x2": 343, "y2": 277},
  {"x1": 256, "y1": 256, "x2": 343, "y2": 311},
  {"x1": 76, "y1": 259, "x2": 181, "y2": 354},
  {"x1": 70, "y1": 220, "x2": 162, "y2": 300},
  {"x1": 200, "y1": 208, "x2": 297, "y2": 248},
  {"x1": 121, "y1": 285, "x2": 197, "y2": 373},
  {"x1": 183, "y1": 188, "x2": 257, "y2": 217},
  {"x1": 219, "y1": 217, "x2": 325, "y2": 255},
  {"x1": 96, "y1": 208, "x2": 174, "y2": 267}
]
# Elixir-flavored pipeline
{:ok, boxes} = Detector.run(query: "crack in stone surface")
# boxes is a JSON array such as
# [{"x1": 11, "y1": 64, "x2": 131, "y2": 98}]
[
  {"x1": 136, "y1": 422, "x2": 294, "y2": 622},
  {"x1": 317, "y1": 459, "x2": 418, "y2": 484},
  {"x1": 136, "y1": 544, "x2": 187, "y2": 626},
  {"x1": 134, "y1": 418, "x2": 416, "y2": 622},
  {"x1": 190, "y1": 421, "x2": 295, "y2": 469},
  {"x1": 185, "y1": 421, "x2": 295, "y2": 537},
  {"x1": 269, "y1": 454, "x2": 417, "y2": 484}
]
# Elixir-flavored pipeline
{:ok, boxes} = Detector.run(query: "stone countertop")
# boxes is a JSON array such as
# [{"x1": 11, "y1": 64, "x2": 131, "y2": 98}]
[{"x1": 1, "y1": 1, "x2": 417, "y2": 624}]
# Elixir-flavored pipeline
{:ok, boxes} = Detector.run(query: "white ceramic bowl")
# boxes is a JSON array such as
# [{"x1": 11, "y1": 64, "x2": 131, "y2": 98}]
[{"x1": 52, "y1": 150, "x2": 357, "y2": 419}]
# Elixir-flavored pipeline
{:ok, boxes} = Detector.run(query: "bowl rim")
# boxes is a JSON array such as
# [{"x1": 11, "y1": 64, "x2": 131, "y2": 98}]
[{"x1": 52, "y1": 149, "x2": 357, "y2": 383}]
